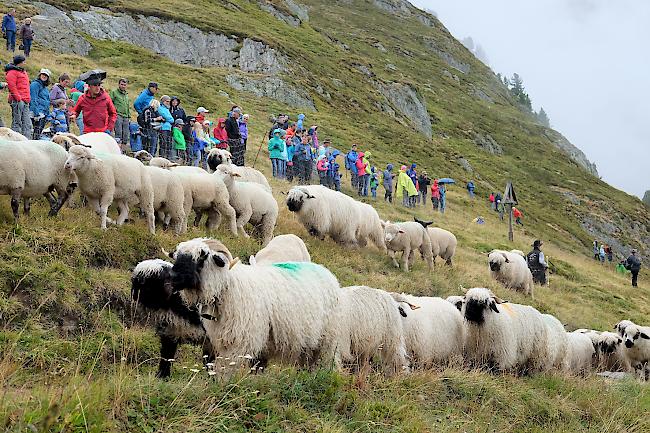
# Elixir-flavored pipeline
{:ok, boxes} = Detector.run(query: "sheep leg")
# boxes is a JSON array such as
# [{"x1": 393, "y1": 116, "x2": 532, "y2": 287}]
[
  {"x1": 90, "y1": 196, "x2": 114, "y2": 229},
  {"x1": 213, "y1": 199, "x2": 238, "y2": 236},
  {"x1": 49, "y1": 183, "x2": 75, "y2": 217},
  {"x1": 236, "y1": 206, "x2": 253, "y2": 239},
  {"x1": 22, "y1": 198, "x2": 31, "y2": 217},
  {"x1": 388, "y1": 250, "x2": 399, "y2": 268},
  {"x1": 402, "y1": 247, "x2": 411, "y2": 272},
  {"x1": 115, "y1": 200, "x2": 130, "y2": 226},
  {"x1": 193, "y1": 210, "x2": 203, "y2": 227},
  {"x1": 10, "y1": 188, "x2": 22, "y2": 220},
  {"x1": 445, "y1": 257, "x2": 453, "y2": 266},
  {"x1": 156, "y1": 335, "x2": 178, "y2": 379},
  {"x1": 206, "y1": 209, "x2": 221, "y2": 230}
]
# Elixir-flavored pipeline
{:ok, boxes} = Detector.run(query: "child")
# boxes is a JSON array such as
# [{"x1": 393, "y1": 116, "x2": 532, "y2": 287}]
[
  {"x1": 317, "y1": 155, "x2": 329, "y2": 186},
  {"x1": 431, "y1": 179, "x2": 440, "y2": 211},
  {"x1": 172, "y1": 118, "x2": 186, "y2": 163},
  {"x1": 369, "y1": 166, "x2": 379, "y2": 199},
  {"x1": 46, "y1": 99, "x2": 68, "y2": 133},
  {"x1": 328, "y1": 150, "x2": 341, "y2": 191},
  {"x1": 286, "y1": 136, "x2": 296, "y2": 182},
  {"x1": 296, "y1": 113, "x2": 305, "y2": 131},
  {"x1": 191, "y1": 121, "x2": 209, "y2": 167},
  {"x1": 268, "y1": 128, "x2": 286, "y2": 179},
  {"x1": 129, "y1": 121, "x2": 143, "y2": 152}
]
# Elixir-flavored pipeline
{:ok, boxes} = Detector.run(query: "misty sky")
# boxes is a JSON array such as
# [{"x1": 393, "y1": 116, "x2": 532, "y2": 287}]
[{"x1": 412, "y1": 0, "x2": 650, "y2": 198}]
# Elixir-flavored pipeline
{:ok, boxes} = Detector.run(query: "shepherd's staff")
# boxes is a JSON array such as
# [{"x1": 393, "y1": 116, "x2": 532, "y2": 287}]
[{"x1": 252, "y1": 134, "x2": 266, "y2": 168}]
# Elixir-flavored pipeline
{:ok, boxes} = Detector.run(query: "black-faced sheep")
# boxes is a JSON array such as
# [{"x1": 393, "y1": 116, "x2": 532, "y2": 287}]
[{"x1": 488, "y1": 249, "x2": 534, "y2": 297}]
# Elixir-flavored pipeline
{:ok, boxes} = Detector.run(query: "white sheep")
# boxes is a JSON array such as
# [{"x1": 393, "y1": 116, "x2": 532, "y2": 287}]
[
  {"x1": 541, "y1": 314, "x2": 569, "y2": 371},
  {"x1": 131, "y1": 259, "x2": 210, "y2": 378},
  {"x1": 52, "y1": 132, "x2": 121, "y2": 154},
  {"x1": 207, "y1": 148, "x2": 271, "y2": 191},
  {"x1": 488, "y1": 249, "x2": 535, "y2": 297},
  {"x1": 172, "y1": 171, "x2": 237, "y2": 235},
  {"x1": 169, "y1": 238, "x2": 340, "y2": 369},
  {"x1": 64, "y1": 145, "x2": 155, "y2": 233},
  {"x1": 446, "y1": 295, "x2": 464, "y2": 311},
  {"x1": 249, "y1": 234, "x2": 311, "y2": 266},
  {"x1": 0, "y1": 139, "x2": 75, "y2": 220},
  {"x1": 331, "y1": 286, "x2": 409, "y2": 375},
  {"x1": 355, "y1": 202, "x2": 386, "y2": 251},
  {"x1": 382, "y1": 220, "x2": 433, "y2": 272},
  {"x1": 462, "y1": 287, "x2": 549, "y2": 374},
  {"x1": 145, "y1": 166, "x2": 187, "y2": 235},
  {"x1": 0, "y1": 127, "x2": 28, "y2": 141},
  {"x1": 596, "y1": 331, "x2": 630, "y2": 372},
  {"x1": 614, "y1": 320, "x2": 636, "y2": 337},
  {"x1": 564, "y1": 331, "x2": 595, "y2": 375},
  {"x1": 286, "y1": 185, "x2": 361, "y2": 246},
  {"x1": 427, "y1": 227, "x2": 457, "y2": 265},
  {"x1": 622, "y1": 324, "x2": 650, "y2": 380},
  {"x1": 215, "y1": 165, "x2": 278, "y2": 245},
  {"x1": 391, "y1": 293, "x2": 466, "y2": 368}
]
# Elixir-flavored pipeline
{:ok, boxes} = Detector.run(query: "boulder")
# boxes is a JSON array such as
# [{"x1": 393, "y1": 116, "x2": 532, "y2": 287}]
[
  {"x1": 226, "y1": 75, "x2": 315, "y2": 110},
  {"x1": 376, "y1": 81, "x2": 432, "y2": 139}
]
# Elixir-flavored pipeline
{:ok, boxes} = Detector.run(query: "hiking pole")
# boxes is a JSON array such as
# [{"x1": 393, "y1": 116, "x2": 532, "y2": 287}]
[{"x1": 252, "y1": 135, "x2": 265, "y2": 168}]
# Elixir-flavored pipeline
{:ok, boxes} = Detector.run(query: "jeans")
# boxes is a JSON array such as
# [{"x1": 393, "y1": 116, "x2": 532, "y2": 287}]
[
  {"x1": 358, "y1": 174, "x2": 368, "y2": 196},
  {"x1": 332, "y1": 177, "x2": 340, "y2": 191},
  {"x1": 76, "y1": 115, "x2": 84, "y2": 134},
  {"x1": 190, "y1": 148, "x2": 201, "y2": 166},
  {"x1": 159, "y1": 130, "x2": 172, "y2": 159},
  {"x1": 631, "y1": 270, "x2": 639, "y2": 287},
  {"x1": 114, "y1": 115, "x2": 130, "y2": 150},
  {"x1": 147, "y1": 129, "x2": 159, "y2": 156},
  {"x1": 385, "y1": 190, "x2": 392, "y2": 203},
  {"x1": 319, "y1": 171, "x2": 328, "y2": 186},
  {"x1": 32, "y1": 116, "x2": 46, "y2": 140},
  {"x1": 468, "y1": 189, "x2": 475, "y2": 199},
  {"x1": 5, "y1": 30, "x2": 15, "y2": 51},
  {"x1": 402, "y1": 188, "x2": 409, "y2": 207},
  {"x1": 350, "y1": 172, "x2": 358, "y2": 189},
  {"x1": 419, "y1": 191, "x2": 427, "y2": 205},
  {"x1": 271, "y1": 158, "x2": 282, "y2": 178},
  {"x1": 371, "y1": 188, "x2": 377, "y2": 198},
  {"x1": 440, "y1": 195, "x2": 446, "y2": 213},
  {"x1": 298, "y1": 160, "x2": 312, "y2": 183},
  {"x1": 286, "y1": 162, "x2": 294, "y2": 181},
  {"x1": 22, "y1": 38, "x2": 32, "y2": 56},
  {"x1": 10, "y1": 101, "x2": 32, "y2": 138}
]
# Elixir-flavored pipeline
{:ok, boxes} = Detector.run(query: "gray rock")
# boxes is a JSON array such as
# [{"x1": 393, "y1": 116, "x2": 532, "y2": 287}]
[
  {"x1": 331, "y1": 78, "x2": 345, "y2": 88},
  {"x1": 416, "y1": 13, "x2": 435, "y2": 28},
  {"x1": 315, "y1": 84, "x2": 331, "y2": 100},
  {"x1": 373, "y1": 0, "x2": 412, "y2": 16},
  {"x1": 544, "y1": 130, "x2": 598, "y2": 176},
  {"x1": 377, "y1": 81, "x2": 432, "y2": 139},
  {"x1": 218, "y1": 90, "x2": 230, "y2": 98},
  {"x1": 457, "y1": 157, "x2": 473, "y2": 172},
  {"x1": 30, "y1": 3, "x2": 92, "y2": 56},
  {"x1": 239, "y1": 39, "x2": 287, "y2": 74},
  {"x1": 226, "y1": 75, "x2": 315, "y2": 110},
  {"x1": 469, "y1": 85, "x2": 493, "y2": 103},
  {"x1": 442, "y1": 69, "x2": 460, "y2": 83},
  {"x1": 423, "y1": 38, "x2": 470, "y2": 74},
  {"x1": 353, "y1": 63, "x2": 374, "y2": 77},
  {"x1": 473, "y1": 133, "x2": 503, "y2": 155},
  {"x1": 284, "y1": 0, "x2": 309, "y2": 22},
  {"x1": 257, "y1": 1, "x2": 301, "y2": 27},
  {"x1": 386, "y1": 63, "x2": 397, "y2": 71},
  {"x1": 372, "y1": 42, "x2": 387, "y2": 52},
  {"x1": 643, "y1": 190, "x2": 650, "y2": 207}
]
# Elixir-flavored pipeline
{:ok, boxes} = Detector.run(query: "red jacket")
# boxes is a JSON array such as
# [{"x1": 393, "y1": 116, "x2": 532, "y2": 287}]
[
  {"x1": 5, "y1": 64, "x2": 30, "y2": 103},
  {"x1": 513, "y1": 208, "x2": 522, "y2": 218},
  {"x1": 73, "y1": 89, "x2": 117, "y2": 133}
]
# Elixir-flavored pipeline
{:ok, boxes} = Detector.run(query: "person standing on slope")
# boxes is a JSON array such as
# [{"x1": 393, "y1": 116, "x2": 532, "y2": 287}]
[
  {"x1": 625, "y1": 249, "x2": 641, "y2": 288},
  {"x1": 71, "y1": 72, "x2": 117, "y2": 134},
  {"x1": 527, "y1": 240, "x2": 548, "y2": 285}
]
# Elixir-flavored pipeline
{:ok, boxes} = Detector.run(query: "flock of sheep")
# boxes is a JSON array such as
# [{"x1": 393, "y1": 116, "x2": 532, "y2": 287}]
[{"x1": 1, "y1": 128, "x2": 648, "y2": 382}]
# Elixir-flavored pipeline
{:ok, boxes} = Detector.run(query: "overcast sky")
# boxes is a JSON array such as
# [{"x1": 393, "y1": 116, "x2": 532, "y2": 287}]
[{"x1": 411, "y1": 0, "x2": 650, "y2": 198}]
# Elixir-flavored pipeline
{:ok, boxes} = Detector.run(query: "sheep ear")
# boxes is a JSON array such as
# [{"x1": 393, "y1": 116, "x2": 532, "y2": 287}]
[
  {"x1": 489, "y1": 301, "x2": 499, "y2": 313},
  {"x1": 501, "y1": 253, "x2": 510, "y2": 263},
  {"x1": 380, "y1": 220, "x2": 386, "y2": 228},
  {"x1": 617, "y1": 338, "x2": 623, "y2": 344},
  {"x1": 398, "y1": 306, "x2": 407, "y2": 317},
  {"x1": 212, "y1": 254, "x2": 226, "y2": 268},
  {"x1": 641, "y1": 333, "x2": 650, "y2": 340},
  {"x1": 232, "y1": 173, "x2": 242, "y2": 177},
  {"x1": 306, "y1": 194, "x2": 315, "y2": 199},
  {"x1": 398, "y1": 229, "x2": 405, "y2": 234},
  {"x1": 454, "y1": 301, "x2": 462, "y2": 311},
  {"x1": 493, "y1": 296, "x2": 506, "y2": 304},
  {"x1": 168, "y1": 162, "x2": 180, "y2": 167}
]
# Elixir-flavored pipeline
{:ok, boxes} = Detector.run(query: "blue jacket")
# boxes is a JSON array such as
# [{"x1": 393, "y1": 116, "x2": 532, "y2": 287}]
[
  {"x1": 2, "y1": 15, "x2": 16, "y2": 33},
  {"x1": 133, "y1": 88, "x2": 155, "y2": 114},
  {"x1": 294, "y1": 142, "x2": 313, "y2": 161},
  {"x1": 29, "y1": 79, "x2": 51, "y2": 116},
  {"x1": 46, "y1": 108, "x2": 68, "y2": 133},
  {"x1": 296, "y1": 113, "x2": 305, "y2": 131},
  {"x1": 158, "y1": 104, "x2": 174, "y2": 131},
  {"x1": 345, "y1": 150, "x2": 358, "y2": 174}
]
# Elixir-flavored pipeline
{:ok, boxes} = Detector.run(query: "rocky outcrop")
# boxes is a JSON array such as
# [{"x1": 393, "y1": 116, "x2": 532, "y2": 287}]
[
  {"x1": 643, "y1": 190, "x2": 650, "y2": 207},
  {"x1": 473, "y1": 133, "x2": 503, "y2": 155},
  {"x1": 422, "y1": 38, "x2": 470, "y2": 74},
  {"x1": 373, "y1": 0, "x2": 412, "y2": 16},
  {"x1": 376, "y1": 81, "x2": 432, "y2": 139},
  {"x1": 258, "y1": 1, "x2": 301, "y2": 27},
  {"x1": 30, "y1": 3, "x2": 287, "y2": 73},
  {"x1": 225, "y1": 75, "x2": 315, "y2": 110},
  {"x1": 544, "y1": 130, "x2": 598, "y2": 176}
]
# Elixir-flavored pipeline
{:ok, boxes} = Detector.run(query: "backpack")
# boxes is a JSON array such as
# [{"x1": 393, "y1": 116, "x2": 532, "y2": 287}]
[{"x1": 137, "y1": 110, "x2": 146, "y2": 128}]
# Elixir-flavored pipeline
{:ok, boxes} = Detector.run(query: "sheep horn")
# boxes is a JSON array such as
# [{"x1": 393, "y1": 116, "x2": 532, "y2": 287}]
[
  {"x1": 161, "y1": 247, "x2": 170, "y2": 257},
  {"x1": 229, "y1": 257, "x2": 240, "y2": 270},
  {"x1": 493, "y1": 296, "x2": 507, "y2": 304},
  {"x1": 413, "y1": 217, "x2": 433, "y2": 228},
  {"x1": 406, "y1": 302, "x2": 420, "y2": 310}
]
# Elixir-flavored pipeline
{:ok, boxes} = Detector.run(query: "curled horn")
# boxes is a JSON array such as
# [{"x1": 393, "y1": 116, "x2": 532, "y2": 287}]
[
  {"x1": 493, "y1": 295, "x2": 507, "y2": 304},
  {"x1": 229, "y1": 257, "x2": 240, "y2": 270},
  {"x1": 390, "y1": 293, "x2": 421, "y2": 310},
  {"x1": 161, "y1": 247, "x2": 169, "y2": 256},
  {"x1": 413, "y1": 217, "x2": 433, "y2": 228}
]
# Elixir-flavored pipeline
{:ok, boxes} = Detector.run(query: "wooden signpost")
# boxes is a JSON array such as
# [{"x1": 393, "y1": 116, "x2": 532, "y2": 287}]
[{"x1": 503, "y1": 181, "x2": 518, "y2": 242}]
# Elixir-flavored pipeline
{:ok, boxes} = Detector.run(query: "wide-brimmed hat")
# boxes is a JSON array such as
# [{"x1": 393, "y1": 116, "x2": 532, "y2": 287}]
[
  {"x1": 533, "y1": 240, "x2": 543, "y2": 248},
  {"x1": 197, "y1": 106, "x2": 209, "y2": 113},
  {"x1": 39, "y1": 68, "x2": 52, "y2": 78}
]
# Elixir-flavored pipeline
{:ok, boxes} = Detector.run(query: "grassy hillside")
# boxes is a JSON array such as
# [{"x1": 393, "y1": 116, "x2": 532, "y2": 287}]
[{"x1": 1, "y1": 0, "x2": 649, "y2": 431}]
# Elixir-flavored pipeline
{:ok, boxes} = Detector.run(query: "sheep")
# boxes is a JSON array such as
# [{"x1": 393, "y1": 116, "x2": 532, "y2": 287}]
[
  {"x1": 131, "y1": 259, "x2": 210, "y2": 378},
  {"x1": 596, "y1": 331, "x2": 631, "y2": 372},
  {"x1": 172, "y1": 171, "x2": 237, "y2": 235},
  {"x1": 541, "y1": 314, "x2": 569, "y2": 371},
  {"x1": 207, "y1": 148, "x2": 271, "y2": 191},
  {"x1": 64, "y1": 145, "x2": 155, "y2": 233},
  {"x1": 622, "y1": 324, "x2": 650, "y2": 380},
  {"x1": 390, "y1": 293, "x2": 466, "y2": 368},
  {"x1": 331, "y1": 286, "x2": 409, "y2": 375},
  {"x1": 355, "y1": 202, "x2": 386, "y2": 250},
  {"x1": 446, "y1": 295, "x2": 464, "y2": 311},
  {"x1": 382, "y1": 220, "x2": 433, "y2": 271},
  {"x1": 286, "y1": 185, "x2": 361, "y2": 246},
  {"x1": 427, "y1": 227, "x2": 457, "y2": 265},
  {"x1": 52, "y1": 132, "x2": 121, "y2": 154},
  {"x1": 0, "y1": 139, "x2": 76, "y2": 220},
  {"x1": 249, "y1": 234, "x2": 311, "y2": 266},
  {"x1": 134, "y1": 150, "x2": 181, "y2": 169},
  {"x1": 0, "y1": 127, "x2": 28, "y2": 141},
  {"x1": 614, "y1": 319, "x2": 636, "y2": 337},
  {"x1": 168, "y1": 238, "x2": 340, "y2": 369},
  {"x1": 488, "y1": 249, "x2": 535, "y2": 297},
  {"x1": 462, "y1": 287, "x2": 549, "y2": 374},
  {"x1": 215, "y1": 165, "x2": 278, "y2": 245},
  {"x1": 564, "y1": 331, "x2": 595, "y2": 375},
  {"x1": 145, "y1": 166, "x2": 187, "y2": 235},
  {"x1": 511, "y1": 249, "x2": 525, "y2": 257}
]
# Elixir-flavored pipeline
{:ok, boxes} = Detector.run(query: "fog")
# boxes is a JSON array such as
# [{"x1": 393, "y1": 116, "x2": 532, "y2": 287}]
[{"x1": 412, "y1": 0, "x2": 650, "y2": 198}]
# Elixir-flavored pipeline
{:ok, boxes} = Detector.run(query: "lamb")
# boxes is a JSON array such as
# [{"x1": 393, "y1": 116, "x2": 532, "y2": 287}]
[
  {"x1": 446, "y1": 295, "x2": 464, "y2": 311},
  {"x1": 596, "y1": 331, "x2": 630, "y2": 372},
  {"x1": 426, "y1": 227, "x2": 457, "y2": 265},
  {"x1": 614, "y1": 319, "x2": 636, "y2": 337},
  {"x1": 64, "y1": 145, "x2": 155, "y2": 233},
  {"x1": 0, "y1": 139, "x2": 75, "y2": 220},
  {"x1": 286, "y1": 185, "x2": 361, "y2": 246},
  {"x1": 622, "y1": 324, "x2": 650, "y2": 380},
  {"x1": 133, "y1": 150, "x2": 181, "y2": 170},
  {"x1": 382, "y1": 220, "x2": 433, "y2": 271},
  {"x1": 0, "y1": 127, "x2": 28, "y2": 141},
  {"x1": 145, "y1": 166, "x2": 187, "y2": 235},
  {"x1": 331, "y1": 286, "x2": 409, "y2": 375},
  {"x1": 168, "y1": 238, "x2": 340, "y2": 369},
  {"x1": 215, "y1": 165, "x2": 278, "y2": 245},
  {"x1": 391, "y1": 293, "x2": 466, "y2": 368},
  {"x1": 355, "y1": 202, "x2": 386, "y2": 250},
  {"x1": 488, "y1": 249, "x2": 535, "y2": 297},
  {"x1": 564, "y1": 331, "x2": 595, "y2": 375},
  {"x1": 131, "y1": 259, "x2": 211, "y2": 378},
  {"x1": 249, "y1": 234, "x2": 311, "y2": 266},
  {"x1": 462, "y1": 287, "x2": 549, "y2": 374},
  {"x1": 541, "y1": 314, "x2": 569, "y2": 371},
  {"x1": 52, "y1": 132, "x2": 121, "y2": 154},
  {"x1": 206, "y1": 148, "x2": 271, "y2": 191}
]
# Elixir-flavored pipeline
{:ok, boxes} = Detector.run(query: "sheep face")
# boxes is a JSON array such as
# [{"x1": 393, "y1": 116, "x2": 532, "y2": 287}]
[
  {"x1": 462, "y1": 288, "x2": 500, "y2": 325},
  {"x1": 207, "y1": 149, "x2": 232, "y2": 171},
  {"x1": 131, "y1": 260, "x2": 174, "y2": 311},
  {"x1": 597, "y1": 332, "x2": 622, "y2": 354},
  {"x1": 169, "y1": 238, "x2": 233, "y2": 295},
  {"x1": 286, "y1": 188, "x2": 314, "y2": 212},
  {"x1": 446, "y1": 295, "x2": 464, "y2": 311},
  {"x1": 623, "y1": 325, "x2": 650, "y2": 349},
  {"x1": 383, "y1": 223, "x2": 404, "y2": 244},
  {"x1": 64, "y1": 145, "x2": 94, "y2": 171},
  {"x1": 134, "y1": 150, "x2": 153, "y2": 162},
  {"x1": 614, "y1": 320, "x2": 635, "y2": 337},
  {"x1": 488, "y1": 251, "x2": 509, "y2": 272}
]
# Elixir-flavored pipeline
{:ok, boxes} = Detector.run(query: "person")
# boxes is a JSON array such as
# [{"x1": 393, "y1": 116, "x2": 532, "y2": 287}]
[
  {"x1": 494, "y1": 192, "x2": 502, "y2": 212},
  {"x1": 172, "y1": 118, "x2": 186, "y2": 162},
  {"x1": 431, "y1": 179, "x2": 440, "y2": 211},
  {"x1": 317, "y1": 154, "x2": 329, "y2": 186},
  {"x1": 134, "y1": 82, "x2": 158, "y2": 114},
  {"x1": 513, "y1": 207, "x2": 523, "y2": 226},
  {"x1": 286, "y1": 135, "x2": 296, "y2": 182},
  {"x1": 418, "y1": 171, "x2": 431, "y2": 206},
  {"x1": 616, "y1": 260, "x2": 628, "y2": 274},
  {"x1": 466, "y1": 180, "x2": 475, "y2": 199},
  {"x1": 129, "y1": 121, "x2": 143, "y2": 152},
  {"x1": 70, "y1": 80, "x2": 85, "y2": 133},
  {"x1": 345, "y1": 144, "x2": 359, "y2": 188},
  {"x1": 606, "y1": 245, "x2": 613, "y2": 262},
  {"x1": 202, "y1": 120, "x2": 215, "y2": 160},
  {"x1": 226, "y1": 107, "x2": 244, "y2": 165},
  {"x1": 383, "y1": 164, "x2": 394, "y2": 203},
  {"x1": 208, "y1": 117, "x2": 226, "y2": 149},
  {"x1": 328, "y1": 150, "x2": 341, "y2": 191},
  {"x1": 489, "y1": 192, "x2": 495, "y2": 210},
  {"x1": 195, "y1": 106, "x2": 209, "y2": 124},
  {"x1": 309, "y1": 124, "x2": 319, "y2": 148},
  {"x1": 141, "y1": 99, "x2": 162, "y2": 156},
  {"x1": 439, "y1": 183, "x2": 447, "y2": 213},
  {"x1": 109, "y1": 78, "x2": 130, "y2": 150},
  {"x1": 527, "y1": 240, "x2": 548, "y2": 285},
  {"x1": 5, "y1": 55, "x2": 31, "y2": 138},
  {"x1": 181, "y1": 116, "x2": 195, "y2": 148},
  {"x1": 406, "y1": 163, "x2": 418, "y2": 201},
  {"x1": 239, "y1": 113, "x2": 249, "y2": 149},
  {"x1": 318, "y1": 138, "x2": 332, "y2": 161},
  {"x1": 156, "y1": 95, "x2": 174, "y2": 159},
  {"x1": 599, "y1": 245, "x2": 606, "y2": 263},
  {"x1": 169, "y1": 96, "x2": 186, "y2": 122},
  {"x1": 28, "y1": 68, "x2": 51, "y2": 139},
  {"x1": 18, "y1": 17, "x2": 33, "y2": 57},
  {"x1": 396, "y1": 165, "x2": 417, "y2": 207},
  {"x1": 625, "y1": 249, "x2": 641, "y2": 287},
  {"x1": 191, "y1": 120, "x2": 209, "y2": 167},
  {"x1": 496, "y1": 198, "x2": 504, "y2": 220},
  {"x1": 49, "y1": 73, "x2": 70, "y2": 106},
  {"x1": 593, "y1": 240, "x2": 599, "y2": 260},
  {"x1": 71, "y1": 71, "x2": 116, "y2": 134},
  {"x1": 296, "y1": 113, "x2": 305, "y2": 131},
  {"x1": 294, "y1": 133, "x2": 313, "y2": 183},
  {"x1": 370, "y1": 167, "x2": 379, "y2": 199},
  {"x1": 2, "y1": 9, "x2": 16, "y2": 52},
  {"x1": 268, "y1": 128, "x2": 286, "y2": 179},
  {"x1": 355, "y1": 151, "x2": 369, "y2": 196},
  {"x1": 46, "y1": 99, "x2": 68, "y2": 133}
]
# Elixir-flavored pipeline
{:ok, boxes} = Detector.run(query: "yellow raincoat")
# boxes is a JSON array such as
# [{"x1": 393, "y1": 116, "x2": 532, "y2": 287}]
[{"x1": 396, "y1": 168, "x2": 417, "y2": 199}]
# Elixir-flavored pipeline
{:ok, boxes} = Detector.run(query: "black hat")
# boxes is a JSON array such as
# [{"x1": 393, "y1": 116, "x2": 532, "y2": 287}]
[
  {"x1": 12, "y1": 54, "x2": 25, "y2": 65},
  {"x1": 533, "y1": 240, "x2": 543, "y2": 248},
  {"x1": 174, "y1": 118, "x2": 185, "y2": 126},
  {"x1": 79, "y1": 69, "x2": 107, "y2": 86},
  {"x1": 148, "y1": 82, "x2": 159, "y2": 89}
]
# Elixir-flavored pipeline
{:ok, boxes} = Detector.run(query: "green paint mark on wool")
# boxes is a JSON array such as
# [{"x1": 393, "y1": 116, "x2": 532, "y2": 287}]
[{"x1": 271, "y1": 262, "x2": 318, "y2": 275}]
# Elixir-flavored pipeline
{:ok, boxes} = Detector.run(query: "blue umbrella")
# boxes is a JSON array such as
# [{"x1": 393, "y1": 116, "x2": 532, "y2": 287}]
[{"x1": 437, "y1": 178, "x2": 455, "y2": 184}]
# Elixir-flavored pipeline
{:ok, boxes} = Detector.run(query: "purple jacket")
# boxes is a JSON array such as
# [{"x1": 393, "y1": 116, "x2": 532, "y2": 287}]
[
  {"x1": 239, "y1": 121, "x2": 248, "y2": 140},
  {"x1": 49, "y1": 83, "x2": 68, "y2": 105}
]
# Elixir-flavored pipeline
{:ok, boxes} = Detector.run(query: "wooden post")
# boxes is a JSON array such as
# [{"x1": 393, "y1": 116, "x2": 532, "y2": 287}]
[{"x1": 508, "y1": 203, "x2": 514, "y2": 242}]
